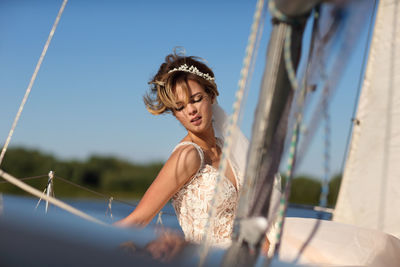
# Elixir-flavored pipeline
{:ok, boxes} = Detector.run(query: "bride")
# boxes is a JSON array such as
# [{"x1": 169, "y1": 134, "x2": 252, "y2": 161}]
[{"x1": 115, "y1": 50, "x2": 269, "y2": 258}]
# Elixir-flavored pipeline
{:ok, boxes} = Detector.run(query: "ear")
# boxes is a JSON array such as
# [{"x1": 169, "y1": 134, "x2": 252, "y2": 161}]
[{"x1": 211, "y1": 94, "x2": 216, "y2": 104}]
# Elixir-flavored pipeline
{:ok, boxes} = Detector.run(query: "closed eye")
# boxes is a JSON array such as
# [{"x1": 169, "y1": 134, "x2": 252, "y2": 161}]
[
  {"x1": 191, "y1": 94, "x2": 203, "y2": 103},
  {"x1": 175, "y1": 105, "x2": 184, "y2": 112},
  {"x1": 174, "y1": 94, "x2": 204, "y2": 111}
]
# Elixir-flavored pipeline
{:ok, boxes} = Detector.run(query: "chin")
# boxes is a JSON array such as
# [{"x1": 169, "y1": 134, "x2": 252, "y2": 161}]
[{"x1": 191, "y1": 123, "x2": 212, "y2": 135}]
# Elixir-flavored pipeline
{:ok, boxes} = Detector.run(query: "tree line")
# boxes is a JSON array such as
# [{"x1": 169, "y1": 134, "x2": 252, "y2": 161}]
[{"x1": 0, "y1": 147, "x2": 341, "y2": 207}]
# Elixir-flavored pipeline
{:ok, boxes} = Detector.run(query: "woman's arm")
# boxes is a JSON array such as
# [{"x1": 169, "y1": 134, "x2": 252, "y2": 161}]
[{"x1": 114, "y1": 144, "x2": 200, "y2": 227}]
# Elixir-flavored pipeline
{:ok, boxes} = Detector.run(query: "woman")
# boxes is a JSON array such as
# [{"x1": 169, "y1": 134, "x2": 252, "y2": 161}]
[{"x1": 115, "y1": 50, "x2": 268, "y2": 253}]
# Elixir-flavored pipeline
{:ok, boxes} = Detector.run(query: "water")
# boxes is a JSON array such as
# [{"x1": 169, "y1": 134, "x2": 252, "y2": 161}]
[{"x1": 1, "y1": 194, "x2": 331, "y2": 232}]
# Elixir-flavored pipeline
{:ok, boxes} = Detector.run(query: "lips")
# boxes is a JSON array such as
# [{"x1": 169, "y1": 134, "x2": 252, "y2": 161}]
[{"x1": 190, "y1": 116, "x2": 202, "y2": 126}]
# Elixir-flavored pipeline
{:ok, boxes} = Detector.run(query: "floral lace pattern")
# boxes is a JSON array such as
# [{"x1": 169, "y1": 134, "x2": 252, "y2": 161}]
[{"x1": 171, "y1": 141, "x2": 242, "y2": 248}]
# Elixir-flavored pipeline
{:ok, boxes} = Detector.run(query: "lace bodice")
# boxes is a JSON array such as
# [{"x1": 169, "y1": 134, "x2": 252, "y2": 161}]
[{"x1": 171, "y1": 141, "x2": 242, "y2": 248}]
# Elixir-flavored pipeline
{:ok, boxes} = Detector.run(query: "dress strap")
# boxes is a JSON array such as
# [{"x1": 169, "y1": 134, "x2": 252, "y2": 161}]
[{"x1": 172, "y1": 141, "x2": 204, "y2": 177}]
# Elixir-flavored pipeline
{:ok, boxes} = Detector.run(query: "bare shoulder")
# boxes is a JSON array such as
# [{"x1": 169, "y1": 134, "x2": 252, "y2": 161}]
[
  {"x1": 165, "y1": 143, "x2": 202, "y2": 185},
  {"x1": 171, "y1": 143, "x2": 201, "y2": 163}
]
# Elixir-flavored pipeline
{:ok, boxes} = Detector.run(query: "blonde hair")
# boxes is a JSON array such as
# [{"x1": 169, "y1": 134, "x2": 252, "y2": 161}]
[{"x1": 144, "y1": 50, "x2": 219, "y2": 115}]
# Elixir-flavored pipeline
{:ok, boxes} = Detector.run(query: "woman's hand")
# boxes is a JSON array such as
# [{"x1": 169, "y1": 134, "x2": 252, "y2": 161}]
[
  {"x1": 113, "y1": 219, "x2": 127, "y2": 228},
  {"x1": 113, "y1": 217, "x2": 136, "y2": 228},
  {"x1": 145, "y1": 231, "x2": 187, "y2": 262}
]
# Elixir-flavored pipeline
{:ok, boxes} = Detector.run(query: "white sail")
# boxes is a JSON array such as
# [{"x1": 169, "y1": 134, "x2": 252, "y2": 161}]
[{"x1": 333, "y1": 0, "x2": 400, "y2": 238}]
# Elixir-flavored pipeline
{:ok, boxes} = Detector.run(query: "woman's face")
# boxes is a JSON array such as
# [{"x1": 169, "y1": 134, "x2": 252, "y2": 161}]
[{"x1": 173, "y1": 79, "x2": 214, "y2": 135}]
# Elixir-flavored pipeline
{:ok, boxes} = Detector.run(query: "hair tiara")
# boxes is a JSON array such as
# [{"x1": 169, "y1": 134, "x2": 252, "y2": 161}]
[{"x1": 168, "y1": 64, "x2": 215, "y2": 82}]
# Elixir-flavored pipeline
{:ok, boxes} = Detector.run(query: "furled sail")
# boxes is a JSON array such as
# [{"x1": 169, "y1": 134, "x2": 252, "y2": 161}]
[{"x1": 333, "y1": 0, "x2": 400, "y2": 238}]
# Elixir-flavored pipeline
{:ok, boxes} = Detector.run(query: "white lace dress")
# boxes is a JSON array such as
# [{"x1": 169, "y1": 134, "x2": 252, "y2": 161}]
[{"x1": 171, "y1": 141, "x2": 242, "y2": 248}]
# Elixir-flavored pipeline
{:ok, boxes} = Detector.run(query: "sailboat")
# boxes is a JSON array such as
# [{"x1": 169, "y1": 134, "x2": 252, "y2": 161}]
[
  {"x1": 283, "y1": 0, "x2": 400, "y2": 264},
  {"x1": 222, "y1": 0, "x2": 400, "y2": 266},
  {"x1": 1, "y1": 0, "x2": 400, "y2": 266}
]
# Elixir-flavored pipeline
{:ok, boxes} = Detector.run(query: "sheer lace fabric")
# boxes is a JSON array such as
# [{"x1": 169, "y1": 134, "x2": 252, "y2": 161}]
[{"x1": 171, "y1": 141, "x2": 242, "y2": 248}]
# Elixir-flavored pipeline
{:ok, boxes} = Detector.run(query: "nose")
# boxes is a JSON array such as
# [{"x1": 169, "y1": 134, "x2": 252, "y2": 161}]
[{"x1": 186, "y1": 102, "x2": 197, "y2": 115}]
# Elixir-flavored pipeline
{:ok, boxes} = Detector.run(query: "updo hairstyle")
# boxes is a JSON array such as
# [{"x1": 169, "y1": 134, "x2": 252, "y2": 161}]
[{"x1": 144, "y1": 50, "x2": 219, "y2": 115}]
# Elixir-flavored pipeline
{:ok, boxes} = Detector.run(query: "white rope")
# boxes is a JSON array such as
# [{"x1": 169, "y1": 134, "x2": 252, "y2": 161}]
[
  {"x1": 198, "y1": 0, "x2": 266, "y2": 265},
  {"x1": 156, "y1": 211, "x2": 164, "y2": 226},
  {"x1": 34, "y1": 186, "x2": 49, "y2": 211},
  {"x1": 105, "y1": 197, "x2": 113, "y2": 219},
  {"x1": 0, "y1": 0, "x2": 68, "y2": 166},
  {"x1": 0, "y1": 168, "x2": 106, "y2": 226}
]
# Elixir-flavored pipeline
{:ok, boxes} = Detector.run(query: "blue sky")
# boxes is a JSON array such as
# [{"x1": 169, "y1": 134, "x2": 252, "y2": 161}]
[{"x1": 0, "y1": 1, "x2": 371, "y2": 179}]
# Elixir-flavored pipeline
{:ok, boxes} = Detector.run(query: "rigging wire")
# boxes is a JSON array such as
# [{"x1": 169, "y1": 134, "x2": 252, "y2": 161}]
[
  {"x1": 282, "y1": 6, "x2": 321, "y2": 165},
  {"x1": 266, "y1": 2, "x2": 379, "y2": 264},
  {"x1": 0, "y1": 172, "x2": 176, "y2": 217},
  {"x1": 54, "y1": 175, "x2": 175, "y2": 217},
  {"x1": 34, "y1": 177, "x2": 54, "y2": 212},
  {"x1": 295, "y1": 3, "x2": 375, "y2": 171},
  {"x1": 0, "y1": 168, "x2": 106, "y2": 225},
  {"x1": 238, "y1": 1, "x2": 267, "y2": 124},
  {"x1": 0, "y1": 0, "x2": 68, "y2": 167},
  {"x1": 264, "y1": 1, "x2": 318, "y2": 263},
  {"x1": 55, "y1": 175, "x2": 135, "y2": 208},
  {"x1": 271, "y1": 117, "x2": 302, "y2": 259},
  {"x1": 0, "y1": 174, "x2": 48, "y2": 184},
  {"x1": 319, "y1": 97, "x2": 330, "y2": 209},
  {"x1": 292, "y1": 11, "x2": 340, "y2": 170},
  {"x1": 0, "y1": 0, "x2": 162, "y2": 223},
  {"x1": 198, "y1": 0, "x2": 267, "y2": 265}
]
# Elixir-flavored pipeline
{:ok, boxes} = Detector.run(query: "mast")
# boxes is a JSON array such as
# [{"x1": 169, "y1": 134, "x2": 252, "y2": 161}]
[{"x1": 222, "y1": 1, "x2": 319, "y2": 265}]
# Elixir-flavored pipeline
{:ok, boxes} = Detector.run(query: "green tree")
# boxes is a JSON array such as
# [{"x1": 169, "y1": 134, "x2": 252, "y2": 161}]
[
  {"x1": 328, "y1": 173, "x2": 342, "y2": 207},
  {"x1": 0, "y1": 147, "x2": 164, "y2": 199},
  {"x1": 289, "y1": 176, "x2": 322, "y2": 205}
]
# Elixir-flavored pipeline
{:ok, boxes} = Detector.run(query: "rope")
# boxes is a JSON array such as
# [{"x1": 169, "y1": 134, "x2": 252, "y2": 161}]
[
  {"x1": 268, "y1": 1, "x2": 298, "y2": 24},
  {"x1": 268, "y1": 1, "x2": 301, "y2": 91},
  {"x1": 55, "y1": 176, "x2": 175, "y2": 218},
  {"x1": 284, "y1": 27, "x2": 299, "y2": 90},
  {"x1": 283, "y1": 8, "x2": 320, "y2": 170},
  {"x1": 0, "y1": 0, "x2": 68, "y2": 167},
  {"x1": 295, "y1": 4, "x2": 367, "y2": 170},
  {"x1": 0, "y1": 174, "x2": 48, "y2": 184},
  {"x1": 319, "y1": 100, "x2": 330, "y2": 209},
  {"x1": 45, "y1": 171, "x2": 55, "y2": 213},
  {"x1": 0, "y1": 0, "x2": 173, "y2": 226},
  {"x1": 0, "y1": 173, "x2": 137, "y2": 208},
  {"x1": 156, "y1": 211, "x2": 163, "y2": 226},
  {"x1": 34, "y1": 186, "x2": 49, "y2": 211},
  {"x1": 105, "y1": 197, "x2": 113, "y2": 219},
  {"x1": 198, "y1": 0, "x2": 266, "y2": 265},
  {"x1": 54, "y1": 175, "x2": 138, "y2": 209},
  {"x1": 0, "y1": 172, "x2": 176, "y2": 219},
  {"x1": 0, "y1": 168, "x2": 106, "y2": 225},
  {"x1": 271, "y1": 116, "x2": 302, "y2": 258},
  {"x1": 266, "y1": 4, "x2": 311, "y2": 256},
  {"x1": 55, "y1": 175, "x2": 176, "y2": 217}
]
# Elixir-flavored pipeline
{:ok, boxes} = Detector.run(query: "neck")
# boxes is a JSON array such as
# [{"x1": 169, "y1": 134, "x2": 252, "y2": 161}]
[{"x1": 188, "y1": 128, "x2": 217, "y2": 151}]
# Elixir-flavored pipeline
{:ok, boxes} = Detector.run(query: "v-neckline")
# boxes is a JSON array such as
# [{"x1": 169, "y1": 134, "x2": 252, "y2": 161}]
[
  {"x1": 205, "y1": 162, "x2": 239, "y2": 193},
  {"x1": 201, "y1": 138, "x2": 239, "y2": 192}
]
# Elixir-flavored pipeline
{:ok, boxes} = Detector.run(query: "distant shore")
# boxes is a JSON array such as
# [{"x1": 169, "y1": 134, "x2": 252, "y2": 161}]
[{"x1": 0, "y1": 146, "x2": 342, "y2": 207}]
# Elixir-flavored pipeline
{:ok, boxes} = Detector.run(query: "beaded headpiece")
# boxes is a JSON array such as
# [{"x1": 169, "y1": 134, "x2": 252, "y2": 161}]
[{"x1": 168, "y1": 64, "x2": 215, "y2": 82}]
